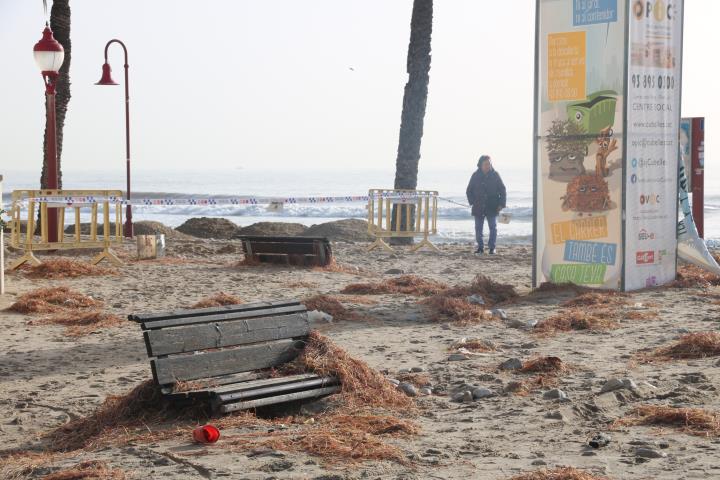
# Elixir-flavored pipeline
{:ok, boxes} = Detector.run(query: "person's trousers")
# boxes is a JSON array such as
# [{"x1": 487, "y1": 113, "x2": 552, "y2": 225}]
[{"x1": 474, "y1": 214, "x2": 497, "y2": 250}]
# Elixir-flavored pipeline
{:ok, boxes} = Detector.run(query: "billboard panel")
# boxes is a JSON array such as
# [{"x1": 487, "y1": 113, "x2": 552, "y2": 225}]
[{"x1": 623, "y1": 0, "x2": 684, "y2": 290}]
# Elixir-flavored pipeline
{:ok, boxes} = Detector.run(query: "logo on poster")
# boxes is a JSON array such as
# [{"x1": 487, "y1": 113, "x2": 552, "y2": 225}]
[
  {"x1": 633, "y1": 1, "x2": 675, "y2": 21},
  {"x1": 638, "y1": 229, "x2": 655, "y2": 241},
  {"x1": 636, "y1": 251, "x2": 655, "y2": 264},
  {"x1": 640, "y1": 194, "x2": 660, "y2": 205}
]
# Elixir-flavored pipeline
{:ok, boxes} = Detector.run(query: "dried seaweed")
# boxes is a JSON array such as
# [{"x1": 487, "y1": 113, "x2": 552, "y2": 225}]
[
  {"x1": 190, "y1": 292, "x2": 243, "y2": 309},
  {"x1": 615, "y1": 405, "x2": 720, "y2": 437}
]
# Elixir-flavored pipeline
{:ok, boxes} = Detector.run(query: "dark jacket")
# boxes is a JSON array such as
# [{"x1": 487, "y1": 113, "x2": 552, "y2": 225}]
[{"x1": 466, "y1": 168, "x2": 507, "y2": 217}]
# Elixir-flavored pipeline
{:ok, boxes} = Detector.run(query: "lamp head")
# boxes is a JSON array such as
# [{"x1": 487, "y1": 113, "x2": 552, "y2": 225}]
[{"x1": 96, "y1": 63, "x2": 118, "y2": 85}]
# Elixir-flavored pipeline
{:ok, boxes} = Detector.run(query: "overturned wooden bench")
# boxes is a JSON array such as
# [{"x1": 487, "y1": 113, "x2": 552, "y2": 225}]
[
  {"x1": 239, "y1": 236, "x2": 333, "y2": 267},
  {"x1": 128, "y1": 300, "x2": 340, "y2": 414}
]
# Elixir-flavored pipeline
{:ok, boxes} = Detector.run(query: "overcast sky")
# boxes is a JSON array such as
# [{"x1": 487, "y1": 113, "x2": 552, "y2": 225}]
[{"x1": 0, "y1": 1, "x2": 716, "y2": 181}]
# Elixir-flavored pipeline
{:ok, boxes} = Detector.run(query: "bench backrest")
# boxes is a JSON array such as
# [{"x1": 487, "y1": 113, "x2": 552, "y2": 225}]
[
  {"x1": 240, "y1": 236, "x2": 332, "y2": 266},
  {"x1": 129, "y1": 300, "x2": 309, "y2": 390}
]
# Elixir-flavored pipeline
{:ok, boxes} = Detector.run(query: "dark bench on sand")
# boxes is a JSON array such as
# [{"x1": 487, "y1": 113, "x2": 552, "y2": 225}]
[
  {"x1": 128, "y1": 300, "x2": 340, "y2": 414},
  {"x1": 239, "y1": 236, "x2": 333, "y2": 267}
]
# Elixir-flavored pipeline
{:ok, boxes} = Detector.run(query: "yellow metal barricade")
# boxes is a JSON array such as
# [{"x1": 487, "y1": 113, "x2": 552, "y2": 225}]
[
  {"x1": 8, "y1": 189, "x2": 124, "y2": 270},
  {"x1": 366, "y1": 189, "x2": 439, "y2": 253}
]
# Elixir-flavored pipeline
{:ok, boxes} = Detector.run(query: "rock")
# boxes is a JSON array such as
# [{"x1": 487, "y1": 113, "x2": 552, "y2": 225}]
[
  {"x1": 461, "y1": 391, "x2": 474, "y2": 403},
  {"x1": 531, "y1": 460, "x2": 547, "y2": 466},
  {"x1": 411, "y1": 366, "x2": 424, "y2": 373},
  {"x1": 176, "y1": 217, "x2": 239, "y2": 239},
  {"x1": 420, "y1": 387, "x2": 433, "y2": 395},
  {"x1": 589, "y1": 433, "x2": 611, "y2": 448},
  {"x1": 448, "y1": 354, "x2": 469, "y2": 362},
  {"x1": 543, "y1": 389, "x2": 569, "y2": 401},
  {"x1": 600, "y1": 377, "x2": 638, "y2": 394},
  {"x1": 236, "y1": 222, "x2": 308, "y2": 237},
  {"x1": 545, "y1": 411, "x2": 563, "y2": 420},
  {"x1": 387, "y1": 378, "x2": 400, "y2": 386},
  {"x1": 262, "y1": 459, "x2": 294, "y2": 472},
  {"x1": 600, "y1": 378, "x2": 626, "y2": 393},
  {"x1": 491, "y1": 309, "x2": 508, "y2": 320},
  {"x1": 466, "y1": 294, "x2": 485, "y2": 305},
  {"x1": 499, "y1": 358, "x2": 523, "y2": 370},
  {"x1": 452, "y1": 390, "x2": 472, "y2": 402},
  {"x1": 635, "y1": 447, "x2": 667, "y2": 459},
  {"x1": 384, "y1": 268, "x2": 404, "y2": 274},
  {"x1": 472, "y1": 388, "x2": 495, "y2": 399},
  {"x1": 307, "y1": 310, "x2": 333, "y2": 323},
  {"x1": 398, "y1": 383, "x2": 418, "y2": 397},
  {"x1": 398, "y1": 368, "x2": 410, "y2": 374},
  {"x1": 305, "y1": 219, "x2": 374, "y2": 242}
]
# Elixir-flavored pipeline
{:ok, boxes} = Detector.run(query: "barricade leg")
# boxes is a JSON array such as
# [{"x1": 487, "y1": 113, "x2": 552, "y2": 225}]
[
  {"x1": 8, "y1": 252, "x2": 42, "y2": 270},
  {"x1": 91, "y1": 248, "x2": 123, "y2": 266},
  {"x1": 367, "y1": 237, "x2": 394, "y2": 253}
]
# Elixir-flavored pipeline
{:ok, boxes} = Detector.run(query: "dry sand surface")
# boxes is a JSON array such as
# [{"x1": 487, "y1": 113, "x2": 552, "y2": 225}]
[{"x1": 1, "y1": 235, "x2": 719, "y2": 479}]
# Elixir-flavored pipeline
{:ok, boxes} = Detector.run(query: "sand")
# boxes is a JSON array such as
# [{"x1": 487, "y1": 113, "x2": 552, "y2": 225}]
[{"x1": 1, "y1": 234, "x2": 719, "y2": 479}]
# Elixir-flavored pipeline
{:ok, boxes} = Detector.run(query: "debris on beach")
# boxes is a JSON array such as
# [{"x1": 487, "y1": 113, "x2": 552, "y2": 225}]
[
  {"x1": 19, "y1": 258, "x2": 117, "y2": 279},
  {"x1": 190, "y1": 292, "x2": 244, "y2": 308},
  {"x1": 31, "y1": 310, "x2": 123, "y2": 337},
  {"x1": 507, "y1": 466, "x2": 611, "y2": 480},
  {"x1": 41, "y1": 460, "x2": 128, "y2": 480},
  {"x1": 671, "y1": 264, "x2": 720, "y2": 288},
  {"x1": 534, "y1": 308, "x2": 617, "y2": 334},
  {"x1": 643, "y1": 332, "x2": 720, "y2": 361},
  {"x1": 7, "y1": 287, "x2": 101, "y2": 314},
  {"x1": 341, "y1": 275, "x2": 448, "y2": 296},
  {"x1": 302, "y1": 294, "x2": 364, "y2": 322},
  {"x1": 450, "y1": 337, "x2": 496, "y2": 353},
  {"x1": 614, "y1": 405, "x2": 720, "y2": 437}
]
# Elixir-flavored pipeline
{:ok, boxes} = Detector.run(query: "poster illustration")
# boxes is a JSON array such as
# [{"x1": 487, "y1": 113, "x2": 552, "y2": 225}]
[
  {"x1": 534, "y1": 0, "x2": 626, "y2": 289},
  {"x1": 534, "y1": 0, "x2": 683, "y2": 291}
]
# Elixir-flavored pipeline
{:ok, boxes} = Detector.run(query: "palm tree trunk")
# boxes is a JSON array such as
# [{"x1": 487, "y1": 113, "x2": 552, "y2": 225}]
[
  {"x1": 40, "y1": 0, "x2": 71, "y2": 191},
  {"x1": 392, "y1": 0, "x2": 433, "y2": 244}
]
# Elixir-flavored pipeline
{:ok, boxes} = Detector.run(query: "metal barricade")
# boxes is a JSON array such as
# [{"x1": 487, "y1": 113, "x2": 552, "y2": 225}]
[
  {"x1": 8, "y1": 189, "x2": 124, "y2": 270},
  {"x1": 366, "y1": 189, "x2": 439, "y2": 253}
]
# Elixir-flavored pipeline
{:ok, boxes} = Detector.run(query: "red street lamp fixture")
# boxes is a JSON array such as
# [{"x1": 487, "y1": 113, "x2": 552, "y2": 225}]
[
  {"x1": 96, "y1": 39, "x2": 133, "y2": 238},
  {"x1": 34, "y1": 23, "x2": 65, "y2": 242}
]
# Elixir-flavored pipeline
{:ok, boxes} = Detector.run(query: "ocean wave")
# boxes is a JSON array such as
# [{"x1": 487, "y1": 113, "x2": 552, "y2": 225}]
[{"x1": 128, "y1": 203, "x2": 535, "y2": 221}]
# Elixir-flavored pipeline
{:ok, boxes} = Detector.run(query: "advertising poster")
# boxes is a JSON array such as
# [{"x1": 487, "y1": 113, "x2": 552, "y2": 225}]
[
  {"x1": 534, "y1": 0, "x2": 627, "y2": 289},
  {"x1": 624, "y1": 0, "x2": 683, "y2": 290}
]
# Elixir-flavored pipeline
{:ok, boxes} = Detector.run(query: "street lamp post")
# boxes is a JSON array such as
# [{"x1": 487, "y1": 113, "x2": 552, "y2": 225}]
[
  {"x1": 96, "y1": 39, "x2": 133, "y2": 238},
  {"x1": 33, "y1": 23, "x2": 65, "y2": 243}
]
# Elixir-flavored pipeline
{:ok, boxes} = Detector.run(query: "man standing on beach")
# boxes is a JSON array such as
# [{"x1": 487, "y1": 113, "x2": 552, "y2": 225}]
[{"x1": 466, "y1": 155, "x2": 506, "y2": 254}]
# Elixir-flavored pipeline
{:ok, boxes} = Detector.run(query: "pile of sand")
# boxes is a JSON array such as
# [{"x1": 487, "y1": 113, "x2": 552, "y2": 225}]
[
  {"x1": 236, "y1": 222, "x2": 308, "y2": 237},
  {"x1": 175, "y1": 217, "x2": 239, "y2": 239},
  {"x1": 305, "y1": 219, "x2": 374, "y2": 242},
  {"x1": 133, "y1": 221, "x2": 191, "y2": 240}
]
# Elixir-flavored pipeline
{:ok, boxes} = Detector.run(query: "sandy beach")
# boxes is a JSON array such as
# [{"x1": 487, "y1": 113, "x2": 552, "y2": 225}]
[{"x1": 0, "y1": 228, "x2": 719, "y2": 480}]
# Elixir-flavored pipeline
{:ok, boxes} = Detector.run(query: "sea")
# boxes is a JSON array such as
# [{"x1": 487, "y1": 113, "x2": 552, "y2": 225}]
[{"x1": 2, "y1": 167, "x2": 719, "y2": 245}]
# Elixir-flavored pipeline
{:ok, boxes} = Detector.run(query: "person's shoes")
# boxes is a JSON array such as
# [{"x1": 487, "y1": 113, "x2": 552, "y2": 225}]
[
  {"x1": 489, "y1": 249, "x2": 496, "y2": 255},
  {"x1": 474, "y1": 247, "x2": 484, "y2": 254}
]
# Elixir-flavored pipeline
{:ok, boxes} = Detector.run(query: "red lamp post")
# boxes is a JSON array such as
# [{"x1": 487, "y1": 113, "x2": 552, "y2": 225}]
[
  {"x1": 96, "y1": 39, "x2": 133, "y2": 238},
  {"x1": 33, "y1": 23, "x2": 65, "y2": 242}
]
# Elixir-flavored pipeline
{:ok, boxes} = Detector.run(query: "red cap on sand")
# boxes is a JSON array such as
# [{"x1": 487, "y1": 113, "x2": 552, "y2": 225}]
[{"x1": 193, "y1": 425, "x2": 220, "y2": 443}]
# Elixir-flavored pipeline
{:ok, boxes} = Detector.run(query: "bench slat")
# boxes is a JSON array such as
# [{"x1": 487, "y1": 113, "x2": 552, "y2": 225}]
[
  {"x1": 218, "y1": 385, "x2": 341, "y2": 413},
  {"x1": 129, "y1": 299, "x2": 302, "y2": 323},
  {"x1": 244, "y1": 242, "x2": 319, "y2": 255},
  {"x1": 140, "y1": 304, "x2": 307, "y2": 330},
  {"x1": 215, "y1": 376, "x2": 339, "y2": 403},
  {"x1": 152, "y1": 338, "x2": 304, "y2": 386},
  {"x1": 145, "y1": 313, "x2": 310, "y2": 356},
  {"x1": 209, "y1": 373, "x2": 320, "y2": 394}
]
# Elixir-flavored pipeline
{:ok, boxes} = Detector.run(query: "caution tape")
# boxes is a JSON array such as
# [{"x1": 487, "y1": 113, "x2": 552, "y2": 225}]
[{"x1": 18, "y1": 191, "x2": 440, "y2": 206}]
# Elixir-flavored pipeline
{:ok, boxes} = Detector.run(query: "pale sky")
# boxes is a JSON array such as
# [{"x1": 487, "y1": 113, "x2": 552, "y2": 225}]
[{"x1": 0, "y1": 1, "x2": 717, "y2": 182}]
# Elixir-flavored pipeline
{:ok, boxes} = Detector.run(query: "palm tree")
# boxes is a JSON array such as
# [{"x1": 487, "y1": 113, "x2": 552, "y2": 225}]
[
  {"x1": 392, "y1": 0, "x2": 433, "y2": 242},
  {"x1": 40, "y1": 0, "x2": 71, "y2": 190}
]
